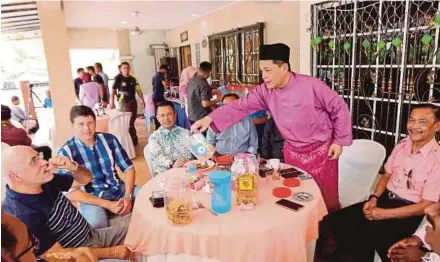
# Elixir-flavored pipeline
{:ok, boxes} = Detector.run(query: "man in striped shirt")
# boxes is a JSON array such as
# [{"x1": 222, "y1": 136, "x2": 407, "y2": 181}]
[
  {"x1": 1, "y1": 146, "x2": 128, "y2": 258},
  {"x1": 58, "y1": 105, "x2": 139, "y2": 229}
]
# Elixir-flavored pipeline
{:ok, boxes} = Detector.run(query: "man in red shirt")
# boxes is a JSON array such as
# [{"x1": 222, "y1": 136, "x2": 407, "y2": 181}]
[{"x1": 1, "y1": 105, "x2": 51, "y2": 160}]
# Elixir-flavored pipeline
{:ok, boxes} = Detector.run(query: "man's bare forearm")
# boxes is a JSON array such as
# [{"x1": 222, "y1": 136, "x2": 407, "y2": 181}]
[
  {"x1": 388, "y1": 200, "x2": 435, "y2": 219},
  {"x1": 66, "y1": 189, "x2": 109, "y2": 208},
  {"x1": 124, "y1": 168, "x2": 136, "y2": 195},
  {"x1": 372, "y1": 173, "x2": 391, "y2": 197}
]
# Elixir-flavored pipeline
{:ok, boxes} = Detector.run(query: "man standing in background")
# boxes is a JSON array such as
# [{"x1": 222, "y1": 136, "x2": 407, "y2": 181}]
[
  {"x1": 110, "y1": 62, "x2": 145, "y2": 145},
  {"x1": 74, "y1": 68, "x2": 84, "y2": 98},
  {"x1": 86, "y1": 66, "x2": 106, "y2": 105},
  {"x1": 95, "y1": 62, "x2": 110, "y2": 103},
  {"x1": 152, "y1": 65, "x2": 169, "y2": 129}
]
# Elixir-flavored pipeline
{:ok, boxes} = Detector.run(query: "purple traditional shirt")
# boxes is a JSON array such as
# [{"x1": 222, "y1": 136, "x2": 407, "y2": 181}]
[{"x1": 209, "y1": 73, "x2": 353, "y2": 148}]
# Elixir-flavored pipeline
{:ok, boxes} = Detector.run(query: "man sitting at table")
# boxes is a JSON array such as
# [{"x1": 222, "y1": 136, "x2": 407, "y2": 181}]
[
  {"x1": 314, "y1": 103, "x2": 440, "y2": 262},
  {"x1": 58, "y1": 105, "x2": 139, "y2": 229},
  {"x1": 1, "y1": 105, "x2": 52, "y2": 160},
  {"x1": 206, "y1": 93, "x2": 258, "y2": 156},
  {"x1": 1, "y1": 146, "x2": 129, "y2": 259},
  {"x1": 148, "y1": 101, "x2": 193, "y2": 175},
  {"x1": 388, "y1": 202, "x2": 440, "y2": 261},
  {"x1": 10, "y1": 95, "x2": 38, "y2": 134}
]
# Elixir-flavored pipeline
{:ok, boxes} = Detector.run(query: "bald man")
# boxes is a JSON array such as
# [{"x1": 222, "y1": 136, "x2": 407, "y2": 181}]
[{"x1": 2, "y1": 146, "x2": 128, "y2": 259}]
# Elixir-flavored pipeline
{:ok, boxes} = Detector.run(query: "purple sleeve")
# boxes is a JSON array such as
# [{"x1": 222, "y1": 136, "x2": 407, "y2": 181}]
[
  {"x1": 313, "y1": 79, "x2": 353, "y2": 146},
  {"x1": 209, "y1": 86, "x2": 267, "y2": 133}
]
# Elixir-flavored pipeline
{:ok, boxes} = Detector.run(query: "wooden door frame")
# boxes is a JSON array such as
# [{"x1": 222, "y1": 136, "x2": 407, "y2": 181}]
[{"x1": 179, "y1": 44, "x2": 192, "y2": 69}]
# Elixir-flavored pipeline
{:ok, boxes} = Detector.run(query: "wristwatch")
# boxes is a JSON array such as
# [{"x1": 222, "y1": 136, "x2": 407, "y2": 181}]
[
  {"x1": 368, "y1": 194, "x2": 379, "y2": 201},
  {"x1": 125, "y1": 193, "x2": 133, "y2": 200}
]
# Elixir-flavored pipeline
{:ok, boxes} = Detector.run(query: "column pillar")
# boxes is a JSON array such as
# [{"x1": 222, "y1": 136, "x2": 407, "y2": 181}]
[{"x1": 37, "y1": 1, "x2": 76, "y2": 149}]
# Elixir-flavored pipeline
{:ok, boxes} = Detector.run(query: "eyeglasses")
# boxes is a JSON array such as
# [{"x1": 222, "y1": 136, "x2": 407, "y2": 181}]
[
  {"x1": 28, "y1": 152, "x2": 44, "y2": 166},
  {"x1": 14, "y1": 229, "x2": 39, "y2": 261},
  {"x1": 405, "y1": 169, "x2": 414, "y2": 190}
]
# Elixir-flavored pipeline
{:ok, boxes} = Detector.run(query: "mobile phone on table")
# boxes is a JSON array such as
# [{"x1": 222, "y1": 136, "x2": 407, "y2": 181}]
[
  {"x1": 275, "y1": 199, "x2": 304, "y2": 212},
  {"x1": 280, "y1": 168, "x2": 303, "y2": 178}
]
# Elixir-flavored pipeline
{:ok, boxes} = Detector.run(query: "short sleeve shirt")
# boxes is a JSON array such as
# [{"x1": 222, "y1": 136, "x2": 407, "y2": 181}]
[
  {"x1": 112, "y1": 74, "x2": 139, "y2": 102},
  {"x1": 385, "y1": 138, "x2": 440, "y2": 203},
  {"x1": 187, "y1": 75, "x2": 213, "y2": 121},
  {"x1": 2, "y1": 175, "x2": 91, "y2": 257},
  {"x1": 152, "y1": 72, "x2": 165, "y2": 101}
]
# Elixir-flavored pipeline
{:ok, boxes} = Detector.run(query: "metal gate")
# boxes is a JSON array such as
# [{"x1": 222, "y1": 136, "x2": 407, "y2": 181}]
[{"x1": 311, "y1": 0, "x2": 440, "y2": 156}]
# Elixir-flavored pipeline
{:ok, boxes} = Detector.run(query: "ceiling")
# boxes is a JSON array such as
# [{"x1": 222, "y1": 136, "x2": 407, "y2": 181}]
[
  {"x1": 1, "y1": 1, "x2": 40, "y2": 34},
  {"x1": 63, "y1": 1, "x2": 236, "y2": 30}
]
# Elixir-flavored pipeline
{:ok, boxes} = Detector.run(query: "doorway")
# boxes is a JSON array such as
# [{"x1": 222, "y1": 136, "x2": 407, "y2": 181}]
[{"x1": 180, "y1": 45, "x2": 192, "y2": 69}]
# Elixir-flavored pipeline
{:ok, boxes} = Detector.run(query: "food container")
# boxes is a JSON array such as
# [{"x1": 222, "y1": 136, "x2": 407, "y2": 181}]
[
  {"x1": 233, "y1": 154, "x2": 259, "y2": 208},
  {"x1": 216, "y1": 155, "x2": 234, "y2": 171},
  {"x1": 164, "y1": 177, "x2": 193, "y2": 226}
]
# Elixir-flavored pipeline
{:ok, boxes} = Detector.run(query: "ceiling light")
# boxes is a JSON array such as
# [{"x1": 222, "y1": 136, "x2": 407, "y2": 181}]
[
  {"x1": 191, "y1": 13, "x2": 199, "y2": 17},
  {"x1": 121, "y1": 21, "x2": 128, "y2": 24}
]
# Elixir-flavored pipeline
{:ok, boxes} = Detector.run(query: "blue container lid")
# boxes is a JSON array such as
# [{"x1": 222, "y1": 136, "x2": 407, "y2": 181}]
[{"x1": 208, "y1": 170, "x2": 232, "y2": 183}]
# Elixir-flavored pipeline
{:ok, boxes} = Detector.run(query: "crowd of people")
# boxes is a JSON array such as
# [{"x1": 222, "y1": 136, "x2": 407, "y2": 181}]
[{"x1": 1, "y1": 42, "x2": 440, "y2": 262}]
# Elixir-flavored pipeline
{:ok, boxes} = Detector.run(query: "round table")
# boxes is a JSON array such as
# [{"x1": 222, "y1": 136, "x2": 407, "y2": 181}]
[{"x1": 125, "y1": 165, "x2": 328, "y2": 262}]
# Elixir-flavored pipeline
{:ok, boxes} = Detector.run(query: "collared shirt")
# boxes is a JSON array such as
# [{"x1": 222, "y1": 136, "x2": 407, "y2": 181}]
[
  {"x1": 58, "y1": 133, "x2": 133, "y2": 198},
  {"x1": 1, "y1": 121, "x2": 32, "y2": 146},
  {"x1": 2, "y1": 174, "x2": 91, "y2": 257},
  {"x1": 148, "y1": 126, "x2": 193, "y2": 174},
  {"x1": 187, "y1": 74, "x2": 213, "y2": 121},
  {"x1": 98, "y1": 71, "x2": 110, "y2": 102},
  {"x1": 113, "y1": 74, "x2": 140, "y2": 103},
  {"x1": 43, "y1": 97, "x2": 52, "y2": 108},
  {"x1": 152, "y1": 72, "x2": 166, "y2": 101},
  {"x1": 206, "y1": 117, "x2": 258, "y2": 155},
  {"x1": 11, "y1": 105, "x2": 28, "y2": 123},
  {"x1": 209, "y1": 73, "x2": 352, "y2": 147},
  {"x1": 79, "y1": 82, "x2": 101, "y2": 108},
  {"x1": 385, "y1": 138, "x2": 440, "y2": 203}
]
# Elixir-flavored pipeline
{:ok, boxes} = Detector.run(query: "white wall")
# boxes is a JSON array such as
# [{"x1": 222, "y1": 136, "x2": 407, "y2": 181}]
[
  {"x1": 129, "y1": 30, "x2": 167, "y2": 93},
  {"x1": 166, "y1": 1, "x2": 300, "y2": 71},
  {"x1": 68, "y1": 28, "x2": 119, "y2": 49}
]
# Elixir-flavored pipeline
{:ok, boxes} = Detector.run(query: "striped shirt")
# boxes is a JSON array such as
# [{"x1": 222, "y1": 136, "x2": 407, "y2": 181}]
[
  {"x1": 58, "y1": 132, "x2": 133, "y2": 198},
  {"x1": 2, "y1": 174, "x2": 91, "y2": 257}
]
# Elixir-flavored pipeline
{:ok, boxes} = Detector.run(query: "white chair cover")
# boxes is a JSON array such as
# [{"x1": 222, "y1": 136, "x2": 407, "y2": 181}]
[
  {"x1": 339, "y1": 139, "x2": 386, "y2": 208},
  {"x1": 109, "y1": 112, "x2": 136, "y2": 159},
  {"x1": 143, "y1": 145, "x2": 155, "y2": 178}
]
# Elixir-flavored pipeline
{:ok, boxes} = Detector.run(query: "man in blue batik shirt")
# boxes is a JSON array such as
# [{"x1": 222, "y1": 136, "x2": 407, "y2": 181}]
[
  {"x1": 58, "y1": 105, "x2": 139, "y2": 229},
  {"x1": 206, "y1": 93, "x2": 258, "y2": 156}
]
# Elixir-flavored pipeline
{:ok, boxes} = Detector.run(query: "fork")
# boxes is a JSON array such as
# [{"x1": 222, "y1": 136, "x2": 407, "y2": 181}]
[{"x1": 197, "y1": 201, "x2": 218, "y2": 216}]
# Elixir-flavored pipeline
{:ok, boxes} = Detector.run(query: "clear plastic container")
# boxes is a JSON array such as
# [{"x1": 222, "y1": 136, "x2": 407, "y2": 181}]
[
  {"x1": 164, "y1": 177, "x2": 193, "y2": 226},
  {"x1": 233, "y1": 155, "x2": 259, "y2": 207},
  {"x1": 186, "y1": 133, "x2": 215, "y2": 160}
]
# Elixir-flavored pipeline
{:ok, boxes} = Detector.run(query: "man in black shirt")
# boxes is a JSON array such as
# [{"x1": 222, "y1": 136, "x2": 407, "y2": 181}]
[
  {"x1": 110, "y1": 62, "x2": 145, "y2": 145},
  {"x1": 152, "y1": 64, "x2": 168, "y2": 128},
  {"x1": 260, "y1": 117, "x2": 285, "y2": 161},
  {"x1": 86, "y1": 66, "x2": 106, "y2": 104},
  {"x1": 74, "y1": 68, "x2": 84, "y2": 98},
  {"x1": 187, "y1": 61, "x2": 221, "y2": 124}
]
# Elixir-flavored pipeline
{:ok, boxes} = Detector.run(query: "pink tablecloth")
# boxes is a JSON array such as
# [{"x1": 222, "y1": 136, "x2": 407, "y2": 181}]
[{"x1": 125, "y1": 167, "x2": 328, "y2": 262}]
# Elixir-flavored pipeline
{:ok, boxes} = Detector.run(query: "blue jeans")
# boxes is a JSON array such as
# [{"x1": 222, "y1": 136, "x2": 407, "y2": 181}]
[{"x1": 80, "y1": 185, "x2": 141, "y2": 229}]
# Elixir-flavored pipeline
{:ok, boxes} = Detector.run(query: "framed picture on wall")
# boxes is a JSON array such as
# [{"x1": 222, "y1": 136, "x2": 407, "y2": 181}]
[{"x1": 180, "y1": 31, "x2": 188, "y2": 43}]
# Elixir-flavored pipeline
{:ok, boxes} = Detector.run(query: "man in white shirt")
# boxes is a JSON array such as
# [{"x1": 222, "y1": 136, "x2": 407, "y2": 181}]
[
  {"x1": 95, "y1": 62, "x2": 110, "y2": 102},
  {"x1": 388, "y1": 202, "x2": 440, "y2": 261},
  {"x1": 79, "y1": 73, "x2": 101, "y2": 109}
]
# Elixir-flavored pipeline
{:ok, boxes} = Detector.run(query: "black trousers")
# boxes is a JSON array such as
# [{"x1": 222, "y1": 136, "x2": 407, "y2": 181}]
[{"x1": 314, "y1": 190, "x2": 424, "y2": 262}]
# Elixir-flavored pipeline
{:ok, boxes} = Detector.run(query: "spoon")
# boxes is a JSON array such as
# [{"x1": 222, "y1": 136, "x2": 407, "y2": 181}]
[{"x1": 196, "y1": 201, "x2": 218, "y2": 216}]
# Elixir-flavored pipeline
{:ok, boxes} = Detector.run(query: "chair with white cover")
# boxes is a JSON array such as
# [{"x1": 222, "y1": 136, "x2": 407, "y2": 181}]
[
  {"x1": 109, "y1": 112, "x2": 136, "y2": 159},
  {"x1": 143, "y1": 145, "x2": 156, "y2": 178},
  {"x1": 339, "y1": 139, "x2": 386, "y2": 208}
]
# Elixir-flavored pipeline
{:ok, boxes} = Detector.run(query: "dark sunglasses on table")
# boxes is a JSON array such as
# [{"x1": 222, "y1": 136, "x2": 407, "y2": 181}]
[
  {"x1": 404, "y1": 169, "x2": 414, "y2": 190},
  {"x1": 13, "y1": 229, "x2": 39, "y2": 261}
]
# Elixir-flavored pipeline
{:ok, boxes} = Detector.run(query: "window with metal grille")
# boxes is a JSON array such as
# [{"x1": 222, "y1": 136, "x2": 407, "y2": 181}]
[
  {"x1": 311, "y1": 0, "x2": 440, "y2": 157},
  {"x1": 208, "y1": 23, "x2": 264, "y2": 87},
  {"x1": 195, "y1": 43, "x2": 201, "y2": 67}
]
